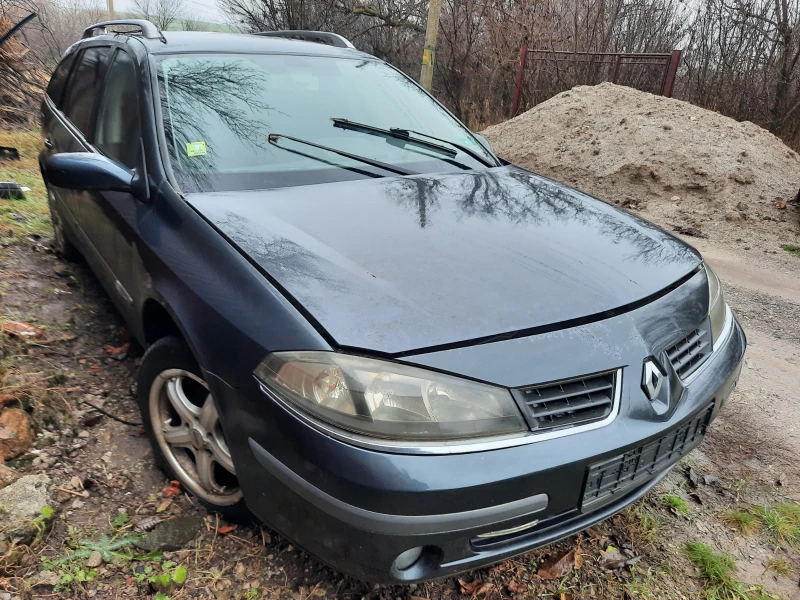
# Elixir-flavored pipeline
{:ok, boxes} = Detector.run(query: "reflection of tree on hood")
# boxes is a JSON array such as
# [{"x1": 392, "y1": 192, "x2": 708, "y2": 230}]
[{"x1": 379, "y1": 168, "x2": 696, "y2": 266}]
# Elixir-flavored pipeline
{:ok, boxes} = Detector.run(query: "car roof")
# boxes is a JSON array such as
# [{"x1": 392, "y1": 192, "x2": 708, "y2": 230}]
[{"x1": 84, "y1": 30, "x2": 375, "y2": 59}]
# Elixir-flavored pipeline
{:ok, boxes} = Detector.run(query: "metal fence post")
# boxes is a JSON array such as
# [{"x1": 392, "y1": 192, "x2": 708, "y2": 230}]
[
  {"x1": 511, "y1": 42, "x2": 528, "y2": 117},
  {"x1": 611, "y1": 54, "x2": 622, "y2": 83},
  {"x1": 662, "y1": 49, "x2": 682, "y2": 97}
]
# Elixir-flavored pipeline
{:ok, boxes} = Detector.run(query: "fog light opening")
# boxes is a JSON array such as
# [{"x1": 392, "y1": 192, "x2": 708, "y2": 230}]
[{"x1": 393, "y1": 546, "x2": 424, "y2": 571}]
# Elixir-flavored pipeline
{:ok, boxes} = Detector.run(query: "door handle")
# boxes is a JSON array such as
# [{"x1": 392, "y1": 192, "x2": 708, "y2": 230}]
[{"x1": 44, "y1": 138, "x2": 53, "y2": 149}]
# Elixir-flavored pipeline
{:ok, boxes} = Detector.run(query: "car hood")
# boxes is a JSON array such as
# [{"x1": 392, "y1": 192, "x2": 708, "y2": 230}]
[{"x1": 187, "y1": 166, "x2": 702, "y2": 355}]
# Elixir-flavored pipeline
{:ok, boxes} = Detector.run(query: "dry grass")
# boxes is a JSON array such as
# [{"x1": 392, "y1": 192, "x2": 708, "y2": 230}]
[
  {"x1": 723, "y1": 510, "x2": 761, "y2": 536},
  {"x1": 766, "y1": 557, "x2": 793, "y2": 577}
]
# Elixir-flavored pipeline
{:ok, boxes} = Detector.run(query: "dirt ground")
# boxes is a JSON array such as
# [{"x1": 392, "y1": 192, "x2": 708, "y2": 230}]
[{"x1": 1, "y1": 116, "x2": 800, "y2": 600}]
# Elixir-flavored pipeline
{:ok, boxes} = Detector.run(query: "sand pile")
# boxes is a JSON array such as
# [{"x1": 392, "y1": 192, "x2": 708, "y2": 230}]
[{"x1": 482, "y1": 83, "x2": 799, "y2": 249}]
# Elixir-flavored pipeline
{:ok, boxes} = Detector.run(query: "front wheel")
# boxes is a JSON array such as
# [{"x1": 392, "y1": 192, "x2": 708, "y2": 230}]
[{"x1": 137, "y1": 336, "x2": 249, "y2": 521}]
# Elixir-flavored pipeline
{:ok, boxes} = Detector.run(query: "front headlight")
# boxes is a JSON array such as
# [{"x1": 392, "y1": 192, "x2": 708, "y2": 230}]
[
  {"x1": 254, "y1": 352, "x2": 527, "y2": 441},
  {"x1": 705, "y1": 264, "x2": 727, "y2": 345}
]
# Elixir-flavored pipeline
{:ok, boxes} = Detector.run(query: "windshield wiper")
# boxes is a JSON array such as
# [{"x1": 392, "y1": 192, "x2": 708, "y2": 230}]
[
  {"x1": 268, "y1": 133, "x2": 416, "y2": 177},
  {"x1": 332, "y1": 118, "x2": 498, "y2": 168}
]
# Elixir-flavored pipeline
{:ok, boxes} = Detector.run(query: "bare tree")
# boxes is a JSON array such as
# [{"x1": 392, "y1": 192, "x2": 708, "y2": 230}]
[
  {"x1": 131, "y1": 0, "x2": 184, "y2": 30},
  {"x1": 0, "y1": 13, "x2": 44, "y2": 124},
  {"x1": 1, "y1": 0, "x2": 109, "y2": 69},
  {"x1": 180, "y1": 13, "x2": 203, "y2": 29},
  {"x1": 6, "y1": 0, "x2": 800, "y2": 151}
]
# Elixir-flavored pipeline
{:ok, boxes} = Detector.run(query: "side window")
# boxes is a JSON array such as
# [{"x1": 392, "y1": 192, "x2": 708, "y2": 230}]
[
  {"x1": 61, "y1": 47, "x2": 113, "y2": 137},
  {"x1": 46, "y1": 52, "x2": 77, "y2": 109},
  {"x1": 95, "y1": 51, "x2": 141, "y2": 169}
]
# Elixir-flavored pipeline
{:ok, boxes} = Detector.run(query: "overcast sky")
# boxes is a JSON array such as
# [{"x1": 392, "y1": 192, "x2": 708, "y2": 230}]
[{"x1": 115, "y1": 0, "x2": 228, "y2": 24}]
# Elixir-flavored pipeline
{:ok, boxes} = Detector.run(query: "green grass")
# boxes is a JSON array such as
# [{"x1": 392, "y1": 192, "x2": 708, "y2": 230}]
[
  {"x1": 781, "y1": 244, "x2": 800, "y2": 257},
  {"x1": 754, "y1": 504, "x2": 800, "y2": 547},
  {"x1": 723, "y1": 510, "x2": 760, "y2": 535},
  {"x1": 0, "y1": 129, "x2": 51, "y2": 239},
  {"x1": 662, "y1": 493, "x2": 691, "y2": 517},
  {"x1": 684, "y1": 542, "x2": 747, "y2": 599}
]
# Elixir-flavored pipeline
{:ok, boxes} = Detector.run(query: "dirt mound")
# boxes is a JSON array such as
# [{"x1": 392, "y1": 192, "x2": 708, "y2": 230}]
[{"x1": 483, "y1": 83, "x2": 800, "y2": 252}]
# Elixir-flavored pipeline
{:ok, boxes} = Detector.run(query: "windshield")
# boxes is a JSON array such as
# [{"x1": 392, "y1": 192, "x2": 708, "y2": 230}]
[{"x1": 155, "y1": 53, "x2": 496, "y2": 193}]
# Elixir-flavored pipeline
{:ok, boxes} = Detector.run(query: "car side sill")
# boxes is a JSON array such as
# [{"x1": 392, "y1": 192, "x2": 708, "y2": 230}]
[{"x1": 247, "y1": 438, "x2": 548, "y2": 536}]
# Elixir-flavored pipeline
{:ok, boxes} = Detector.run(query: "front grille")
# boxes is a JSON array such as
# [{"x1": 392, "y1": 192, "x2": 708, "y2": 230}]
[
  {"x1": 666, "y1": 322, "x2": 712, "y2": 379},
  {"x1": 512, "y1": 371, "x2": 617, "y2": 433},
  {"x1": 581, "y1": 404, "x2": 713, "y2": 511}
]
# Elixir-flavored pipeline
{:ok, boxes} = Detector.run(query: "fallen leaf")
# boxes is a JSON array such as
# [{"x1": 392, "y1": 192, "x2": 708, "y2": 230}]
[
  {"x1": 156, "y1": 499, "x2": 172, "y2": 513},
  {"x1": 585, "y1": 527, "x2": 605, "y2": 539},
  {"x1": 1, "y1": 320, "x2": 42, "y2": 338},
  {"x1": 537, "y1": 549, "x2": 575, "y2": 580},
  {"x1": 104, "y1": 343, "x2": 130, "y2": 356},
  {"x1": 689, "y1": 492, "x2": 703, "y2": 504},
  {"x1": 134, "y1": 516, "x2": 161, "y2": 532},
  {"x1": 777, "y1": 200, "x2": 787, "y2": 209},
  {"x1": 79, "y1": 358, "x2": 87, "y2": 364},
  {"x1": 687, "y1": 467, "x2": 700, "y2": 487},
  {"x1": 0, "y1": 394, "x2": 19, "y2": 406},
  {"x1": 164, "y1": 480, "x2": 182, "y2": 497},
  {"x1": 599, "y1": 546, "x2": 640, "y2": 570},
  {"x1": 217, "y1": 524, "x2": 237, "y2": 534},
  {"x1": 459, "y1": 579, "x2": 486, "y2": 595},
  {"x1": 0, "y1": 407, "x2": 35, "y2": 461},
  {"x1": 90, "y1": 365, "x2": 101, "y2": 372},
  {"x1": 507, "y1": 580, "x2": 526, "y2": 594}
]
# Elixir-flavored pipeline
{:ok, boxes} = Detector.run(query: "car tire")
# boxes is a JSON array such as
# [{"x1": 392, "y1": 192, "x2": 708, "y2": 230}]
[
  {"x1": 137, "y1": 336, "x2": 251, "y2": 523},
  {"x1": 47, "y1": 189, "x2": 82, "y2": 262}
]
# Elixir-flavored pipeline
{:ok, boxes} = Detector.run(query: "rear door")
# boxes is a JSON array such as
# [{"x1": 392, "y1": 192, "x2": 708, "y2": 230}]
[
  {"x1": 41, "y1": 50, "x2": 79, "y2": 239},
  {"x1": 41, "y1": 50, "x2": 78, "y2": 160},
  {"x1": 47, "y1": 45, "x2": 113, "y2": 261}
]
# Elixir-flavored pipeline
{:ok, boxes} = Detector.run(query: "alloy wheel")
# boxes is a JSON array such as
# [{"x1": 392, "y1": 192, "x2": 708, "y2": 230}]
[{"x1": 149, "y1": 368, "x2": 242, "y2": 505}]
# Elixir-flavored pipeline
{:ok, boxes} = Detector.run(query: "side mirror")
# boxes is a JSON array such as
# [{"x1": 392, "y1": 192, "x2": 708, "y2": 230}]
[
  {"x1": 44, "y1": 152, "x2": 134, "y2": 193},
  {"x1": 473, "y1": 133, "x2": 492, "y2": 153}
]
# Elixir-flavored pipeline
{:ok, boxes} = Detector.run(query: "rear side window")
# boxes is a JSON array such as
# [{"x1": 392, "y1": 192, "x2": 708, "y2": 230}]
[
  {"x1": 46, "y1": 52, "x2": 77, "y2": 109},
  {"x1": 61, "y1": 47, "x2": 113, "y2": 137},
  {"x1": 95, "y1": 50, "x2": 141, "y2": 169}
]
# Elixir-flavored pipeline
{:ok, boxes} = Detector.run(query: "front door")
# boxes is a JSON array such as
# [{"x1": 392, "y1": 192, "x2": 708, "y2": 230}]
[{"x1": 82, "y1": 47, "x2": 148, "y2": 323}]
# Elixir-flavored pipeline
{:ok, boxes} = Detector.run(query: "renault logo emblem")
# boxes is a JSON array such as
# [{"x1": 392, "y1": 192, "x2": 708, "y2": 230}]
[{"x1": 642, "y1": 359, "x2": 665, "y2": 401}]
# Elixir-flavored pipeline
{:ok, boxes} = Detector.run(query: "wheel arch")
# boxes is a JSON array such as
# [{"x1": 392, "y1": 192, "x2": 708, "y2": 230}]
[{"x1": 139, "y1": 295, "x2": 206, "y2": 367}]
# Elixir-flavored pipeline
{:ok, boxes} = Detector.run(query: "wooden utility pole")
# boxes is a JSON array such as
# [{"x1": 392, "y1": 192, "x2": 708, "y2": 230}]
[
  {"x1": 107, "y1": 0, "x2": 115, "y2": 18},
  {"x1": 419, "y1": 0, "x2": 442, "y2": 92}
]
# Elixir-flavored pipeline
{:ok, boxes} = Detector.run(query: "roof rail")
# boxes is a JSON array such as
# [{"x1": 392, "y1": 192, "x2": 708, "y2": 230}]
[
  {"x1": 82, "y1": 19, "x2": 165, "y2": 42},
  {"x1": 254, "y1": 30, "x2": 354, "y2": 49}
]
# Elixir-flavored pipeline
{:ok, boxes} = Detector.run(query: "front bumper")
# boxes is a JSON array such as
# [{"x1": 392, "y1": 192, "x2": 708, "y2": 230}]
[{"x1": 208, "y1": 307, "x2": 745, "y2": 583}]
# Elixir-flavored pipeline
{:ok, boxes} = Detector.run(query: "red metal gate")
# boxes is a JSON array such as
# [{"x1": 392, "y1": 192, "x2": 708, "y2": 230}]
[{"x1": 511, "y1": 47, "x2": 682, "y2": 117}]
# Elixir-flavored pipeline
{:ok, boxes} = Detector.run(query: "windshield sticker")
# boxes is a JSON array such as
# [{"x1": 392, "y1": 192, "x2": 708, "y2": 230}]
[{"x1": 186, "y1": 141, "x2": 207, "y2": 157}]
